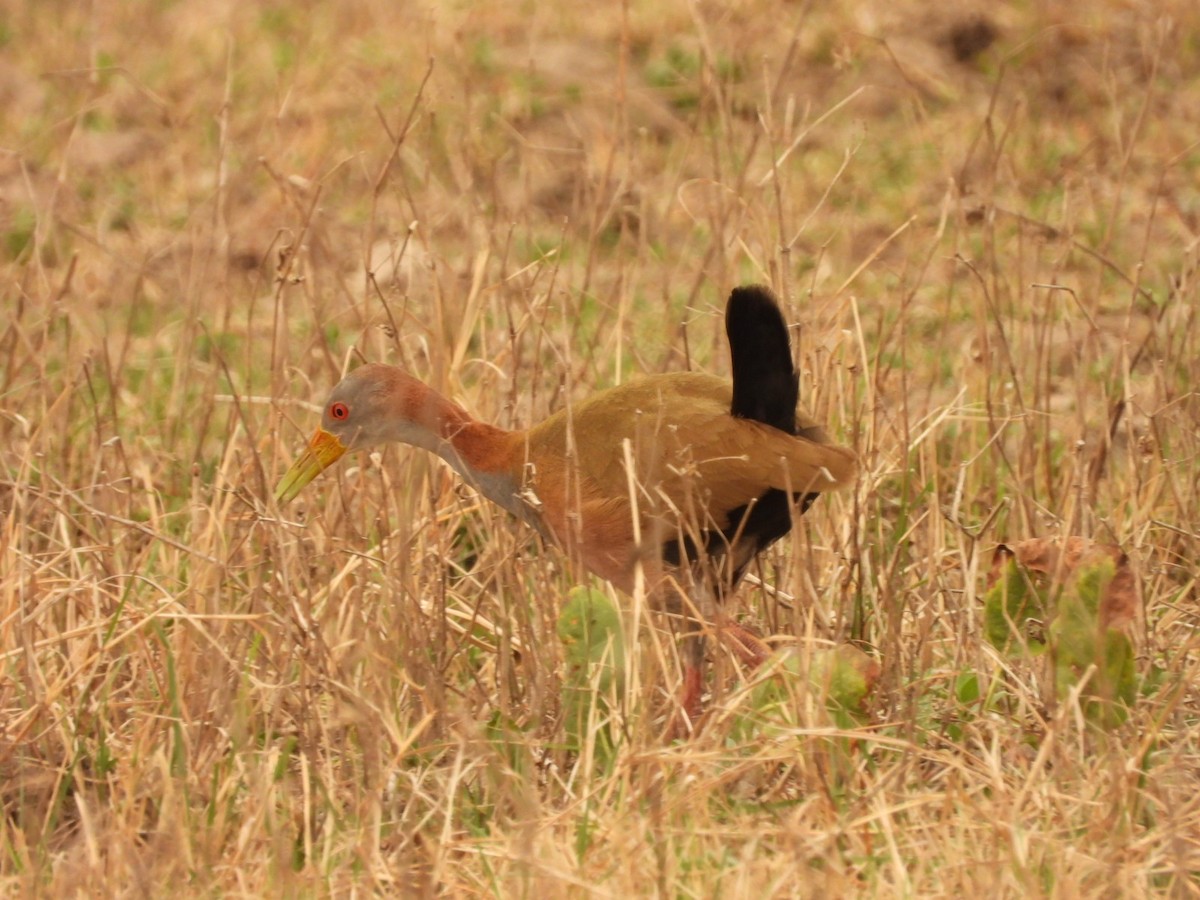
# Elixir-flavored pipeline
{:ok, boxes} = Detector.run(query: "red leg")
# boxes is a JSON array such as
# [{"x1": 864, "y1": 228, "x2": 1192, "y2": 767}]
[
  {"x1": 679, "y1": 661, "x2": 704, "y2": 723},
  {"x1": 668, "y1": 634, "x2": 708, "y2": 738}
]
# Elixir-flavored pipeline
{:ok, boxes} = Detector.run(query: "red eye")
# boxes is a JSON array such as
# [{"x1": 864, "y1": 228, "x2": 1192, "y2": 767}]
[{"x1": 330, "y1": 402, "x2": 349, "y2": 420}]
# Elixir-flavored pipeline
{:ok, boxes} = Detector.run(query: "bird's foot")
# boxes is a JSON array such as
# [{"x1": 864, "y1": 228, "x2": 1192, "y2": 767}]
[{"x1": 716, "y1": 618, "x2": 771, "y2": 669}]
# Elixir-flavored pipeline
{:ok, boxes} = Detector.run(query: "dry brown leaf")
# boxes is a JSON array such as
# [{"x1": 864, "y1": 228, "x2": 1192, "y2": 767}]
[
  {"x1": 988, "y1": 537, "x2": 1139, "y2": 631},
  {"x1": 1101, "y1": 555, "x2": 1140, "y2": 631}
]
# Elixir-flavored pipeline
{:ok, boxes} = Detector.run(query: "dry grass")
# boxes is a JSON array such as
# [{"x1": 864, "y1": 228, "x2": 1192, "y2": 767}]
[{"x1": 3, "y1": 0, "x2": 1200, "y2": 895}]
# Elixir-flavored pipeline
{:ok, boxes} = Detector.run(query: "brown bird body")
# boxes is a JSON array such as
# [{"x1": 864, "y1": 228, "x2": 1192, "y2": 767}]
[{"x1": 276, "y1": 286, "x2": 856, "y2": 729}]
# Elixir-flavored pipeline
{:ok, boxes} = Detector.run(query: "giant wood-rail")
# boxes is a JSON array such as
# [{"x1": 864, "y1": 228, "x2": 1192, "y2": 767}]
[{"x1": 275, "y1": 285, "x2": 856, "y2": 731}]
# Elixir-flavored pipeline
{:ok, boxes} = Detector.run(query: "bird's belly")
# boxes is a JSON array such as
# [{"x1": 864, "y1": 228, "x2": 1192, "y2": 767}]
[{"x1": 540, "y1": 499, "x2": 702, "y2": 602}]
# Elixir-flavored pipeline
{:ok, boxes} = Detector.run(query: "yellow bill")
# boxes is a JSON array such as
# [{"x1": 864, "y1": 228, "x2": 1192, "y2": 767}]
[{"x1": 274, "y1": 427, "x2": 348, "y2": 504}]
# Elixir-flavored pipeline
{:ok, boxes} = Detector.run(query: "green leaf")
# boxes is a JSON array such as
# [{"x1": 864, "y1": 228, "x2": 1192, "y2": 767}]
[
  {"x1": 557, "y1": 587, "x2": 626, "y2": 756},
  {"x1": 740, "y1": 644, "x2": 878, "y2": 735},
  {"x1": 955, "y1": 671, "x2": 981, "y2": 706},
  {"x1": 1050, "y1": 556, "x2": 1136, "y2": 728},
  {"x1": 983, "y1": 558, "x2": 1048, "y2": 655}
]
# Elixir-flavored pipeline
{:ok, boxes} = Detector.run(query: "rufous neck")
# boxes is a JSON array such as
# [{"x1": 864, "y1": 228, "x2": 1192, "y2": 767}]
[{"x1": 402, "y1": 388, "x2": 533, "y2": 526}]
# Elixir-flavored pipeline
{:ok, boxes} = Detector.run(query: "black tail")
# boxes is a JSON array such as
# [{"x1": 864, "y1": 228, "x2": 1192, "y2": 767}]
[
  {"x1": 725, "y1": 285, "x2": 798, "y2": 434},
  {"x1": 662, "y1": 285, "x2": 821, "y2": 589}
]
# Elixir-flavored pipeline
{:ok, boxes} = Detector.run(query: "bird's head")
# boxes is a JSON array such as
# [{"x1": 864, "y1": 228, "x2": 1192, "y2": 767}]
[{"x1": 274, "y1": 364, "x2": 428, "y2": 505}]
